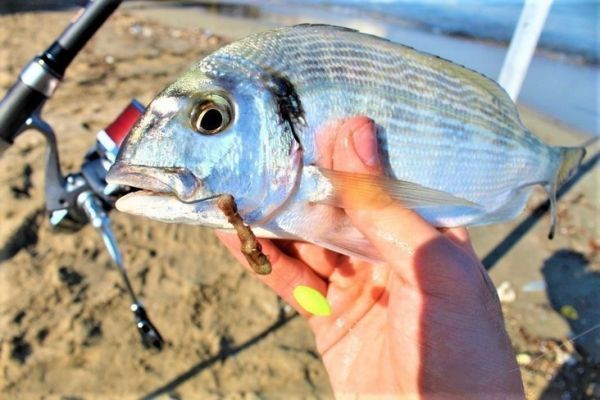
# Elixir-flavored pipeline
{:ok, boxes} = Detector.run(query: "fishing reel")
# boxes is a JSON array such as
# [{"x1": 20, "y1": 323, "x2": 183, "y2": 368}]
[
  {"x1": 0, "y1": 0, "x2": 163, "y2": 349},
  {"x1": 2, "y1": 91, "x2": 164, "y2": 350},
  {"x1": 47, "y1": 100, "x2": 141, "y2": 233}
]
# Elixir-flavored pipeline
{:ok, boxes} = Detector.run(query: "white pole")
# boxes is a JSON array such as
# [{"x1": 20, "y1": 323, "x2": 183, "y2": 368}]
[{"x1": 498, "y1": 0, "x2": 553, "y2": 101}]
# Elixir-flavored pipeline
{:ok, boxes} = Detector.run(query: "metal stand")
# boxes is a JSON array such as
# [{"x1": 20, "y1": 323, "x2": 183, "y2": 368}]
[{"x1": 79, "y1": 192, "x2": 163, "y2": 349}]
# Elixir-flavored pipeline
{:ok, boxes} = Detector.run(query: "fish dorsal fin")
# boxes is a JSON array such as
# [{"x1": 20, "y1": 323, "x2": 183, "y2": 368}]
[
  {"x1": 293, "y1": 23, "x2": 357, "y2": 33},
  {"x1": 312, "y1": 167, "x2": 480, "y2": 210},
  {"x1": 292, "y1": 23, "x2": 393, "y2": 44}
]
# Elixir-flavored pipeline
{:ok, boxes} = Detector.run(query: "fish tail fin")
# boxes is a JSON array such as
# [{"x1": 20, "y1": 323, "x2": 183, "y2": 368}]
[
  {"x1": 546, "y1": 146, "x2": 586, "y2": 239},
  {"x1": 556, "y1": 146, "x2": 586, "y2": 188}
]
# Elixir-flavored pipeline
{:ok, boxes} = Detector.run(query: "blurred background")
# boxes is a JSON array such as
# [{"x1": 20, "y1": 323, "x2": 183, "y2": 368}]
[{"x1": 0, "y1": 1, "x2": 598, "y2": 399}]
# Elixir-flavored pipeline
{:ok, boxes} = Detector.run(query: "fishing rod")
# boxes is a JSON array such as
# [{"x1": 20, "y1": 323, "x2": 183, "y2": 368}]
[{"x1": 0, "y1": 0, "x2": 163, "y2": 350}]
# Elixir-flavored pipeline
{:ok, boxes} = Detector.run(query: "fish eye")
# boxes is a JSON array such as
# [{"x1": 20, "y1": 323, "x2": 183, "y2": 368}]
[{"x1": 190, "y1": 95, "x2": 232, "y2": 135}]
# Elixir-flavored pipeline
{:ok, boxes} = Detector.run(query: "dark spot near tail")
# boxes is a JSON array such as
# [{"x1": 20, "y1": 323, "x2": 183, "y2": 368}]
[{"x1": 10, "y1": 335, "x2": 32, "y2": 364}]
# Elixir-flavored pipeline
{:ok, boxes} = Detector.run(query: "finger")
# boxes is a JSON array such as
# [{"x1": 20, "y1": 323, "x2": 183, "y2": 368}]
[
  {"x1": 215, "y1": 232, "x2": 328, "y2": 317},
  {"x1": 439, "y1": 227, "x2": 470, "y2": 248},
  {"x1": 331, "y1": 117, "x2": 443, "y2": 271},
  {"x1": 274, "y1": 240, "x2": 342, "y2": 279},
  {"x1": 439, "y1": 227, "x2": 479, "y2": 262},
  {"x1": 315, "y1": 119, "x2": 347, "y2": 169}
]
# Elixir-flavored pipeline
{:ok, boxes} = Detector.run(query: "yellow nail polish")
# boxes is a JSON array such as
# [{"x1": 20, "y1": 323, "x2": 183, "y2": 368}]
[{"x1": 293, "y1": 285, "x2": 332, "y2": 316}]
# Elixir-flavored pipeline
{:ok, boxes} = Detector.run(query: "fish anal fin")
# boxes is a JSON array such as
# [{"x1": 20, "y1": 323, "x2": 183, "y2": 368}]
[
  {"x1": 473, "y1": 189, "x2": 531, "y2": 226},
  {"x1": 313, "y1": 224, "x2": 382, "y2": 262}
]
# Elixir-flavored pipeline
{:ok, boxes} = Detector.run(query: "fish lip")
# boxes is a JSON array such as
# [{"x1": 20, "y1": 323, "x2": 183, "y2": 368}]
[
  {"x1": 117, "y1": 190, "x2": 216, "y2": 204},
  {"x1": 107, "y1": 162, "x2": 206, "y2": 202},
  {"x1": 107, "y1": 162, "x2": 171, "y2": 193},
  {"x1": 114, "y1": 189, "x2": 227, "y2": 227}
]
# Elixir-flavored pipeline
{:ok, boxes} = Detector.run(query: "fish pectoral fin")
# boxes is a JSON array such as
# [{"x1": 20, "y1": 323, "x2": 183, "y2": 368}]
[
  {"x1": 315, "y1": 167, "x2": 480, "y2": 210},
  {"x1": 313, "y1": 224, "x2": 382, "y2": 262}
]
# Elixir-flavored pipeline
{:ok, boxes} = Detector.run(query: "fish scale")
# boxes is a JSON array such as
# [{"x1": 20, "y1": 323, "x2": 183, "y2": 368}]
[
  {"x1": 108, "y1": 24, "x2": 585, "y2": 258},
  {"x1": 200, "y1": 25, "x2": 563, "y2": 218}
]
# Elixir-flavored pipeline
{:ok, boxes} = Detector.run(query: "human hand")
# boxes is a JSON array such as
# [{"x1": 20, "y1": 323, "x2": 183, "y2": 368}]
[{"x1": 217, "y1": 117, "x2": 524, "y2": 398}]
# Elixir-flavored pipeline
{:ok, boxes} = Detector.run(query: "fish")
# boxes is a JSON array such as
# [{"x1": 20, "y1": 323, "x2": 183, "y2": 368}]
[{"x1": 106, "y1": 24, "x2": 585, "y2": 260}]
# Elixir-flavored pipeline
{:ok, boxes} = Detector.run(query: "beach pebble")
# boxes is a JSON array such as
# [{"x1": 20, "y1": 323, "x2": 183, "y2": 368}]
[{"x1": 497, "y1": 281, "x2": 516, "y2": 303}]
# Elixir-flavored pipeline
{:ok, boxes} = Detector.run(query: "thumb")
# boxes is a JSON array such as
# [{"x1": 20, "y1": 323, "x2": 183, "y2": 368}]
[{"x1": 332, "y1": 117, "x2": 442, "y2": 263}]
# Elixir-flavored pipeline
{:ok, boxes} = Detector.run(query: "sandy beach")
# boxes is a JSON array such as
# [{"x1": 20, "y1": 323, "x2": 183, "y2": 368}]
[{"x1": 0, "y1": 3, "x2": 598, "y2": 399}]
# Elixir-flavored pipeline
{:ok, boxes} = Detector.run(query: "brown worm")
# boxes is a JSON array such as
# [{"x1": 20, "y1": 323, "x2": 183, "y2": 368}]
[{"x1": 216, "y1": 194, "x2": 272, "y2": 275}]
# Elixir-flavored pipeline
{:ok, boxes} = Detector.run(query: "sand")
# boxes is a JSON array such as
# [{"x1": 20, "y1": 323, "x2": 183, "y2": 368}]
[{"x1": 0, "y1": 5, "x2": 598, "y2": 399}]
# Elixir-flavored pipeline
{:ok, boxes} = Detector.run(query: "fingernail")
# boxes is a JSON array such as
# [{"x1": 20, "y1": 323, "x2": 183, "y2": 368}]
[
  {"x1": 351, "y1": 119, "x2": 379, "y2": 167},
  {"x1": 293, "y1": 285, "x2": 332, "y2": 316}
]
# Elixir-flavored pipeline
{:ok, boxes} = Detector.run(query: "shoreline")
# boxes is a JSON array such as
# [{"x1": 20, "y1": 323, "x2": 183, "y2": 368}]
[
  {"x1": 2, "y1": 0, "x2": 596, "y2": 68},
  {"x1": 264, "y1": 1, "x2": 597, "y2": 67}
]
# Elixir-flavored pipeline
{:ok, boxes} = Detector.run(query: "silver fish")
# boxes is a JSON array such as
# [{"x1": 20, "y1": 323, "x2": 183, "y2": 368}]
[{"x1": 107, "y1": 24, "x2": 584, "y2": 259}]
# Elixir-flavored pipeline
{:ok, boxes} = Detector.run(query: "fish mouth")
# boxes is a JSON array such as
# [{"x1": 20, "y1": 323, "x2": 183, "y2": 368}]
[{"x1": 107, "y1": 162, "x2": 207, "y2": 203}]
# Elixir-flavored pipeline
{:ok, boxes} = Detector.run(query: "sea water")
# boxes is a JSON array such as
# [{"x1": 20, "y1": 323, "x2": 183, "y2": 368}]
[{"x1": 298, "y1": 0, "x2": 599, "y2": 65}]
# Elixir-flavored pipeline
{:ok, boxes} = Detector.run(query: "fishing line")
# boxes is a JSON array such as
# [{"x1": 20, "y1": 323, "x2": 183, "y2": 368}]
[{"x1": 505, "y1": 322, "x2": 600, "y2": 374}]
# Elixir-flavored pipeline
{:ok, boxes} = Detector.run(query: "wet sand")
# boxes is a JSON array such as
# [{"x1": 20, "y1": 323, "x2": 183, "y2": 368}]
[{"x1": 0, "y1": 5, "x2": 598, "y2": 399}]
